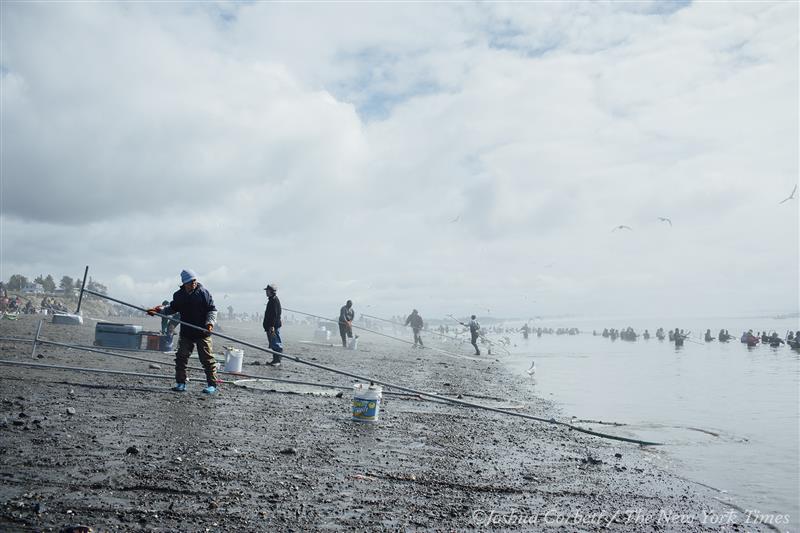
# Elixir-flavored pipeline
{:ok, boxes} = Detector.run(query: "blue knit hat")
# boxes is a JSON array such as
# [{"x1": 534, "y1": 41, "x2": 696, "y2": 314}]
[{"x1": 180, "y1": 269, "x2": 197, "y2": 285}]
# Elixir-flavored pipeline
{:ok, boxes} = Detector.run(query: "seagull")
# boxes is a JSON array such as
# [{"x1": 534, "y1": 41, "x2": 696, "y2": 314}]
[
  {"x1": 450, "y1": 215, "x2": 460, "y2": 223},
  {"x1": 657, "y1": 217, "x2": 672, "y2": 227},
  {"x1": 612, "y1": 225, "x2": 633, "y2": 232},
  {"x1": 779, "y1": 184, "x2": 797, "y2": 204},
  {"x1": 527, "y1": 361, "x2": 536, "y2": 375}
]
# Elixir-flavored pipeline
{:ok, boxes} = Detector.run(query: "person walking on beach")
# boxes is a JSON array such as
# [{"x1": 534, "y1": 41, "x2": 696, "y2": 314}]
[
  {"x1": 147, "y1": 269, "x2": 218, "y2": 394},
  {"x1": 468, "y1": 315, "x2": 481, "y2": 355},
  {"x1": 405, "y1": 309, "x2": 424, "y2": 348},
  {"x1": 262, "y1": 284, "x2": 283, "y2": 366},
  {"x1": 339, "y1": 300, "x2": 355, "y2": 347}
]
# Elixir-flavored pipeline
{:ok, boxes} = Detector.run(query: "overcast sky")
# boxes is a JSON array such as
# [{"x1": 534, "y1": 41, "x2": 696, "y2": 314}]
[{"x1": 1, "y1": 1, "x2": 798, "y2": 320}]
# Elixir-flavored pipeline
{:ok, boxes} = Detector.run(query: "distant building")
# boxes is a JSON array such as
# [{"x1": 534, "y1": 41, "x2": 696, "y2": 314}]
[
  {"x1": 21, "y1": 282, "x2": 44, "y2": 295},
  {"x1": 53, "y1": 288, "x2": 76, "y2": 297}
]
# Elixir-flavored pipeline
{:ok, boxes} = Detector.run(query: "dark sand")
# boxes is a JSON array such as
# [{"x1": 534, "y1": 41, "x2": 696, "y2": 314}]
[{"x1": 0, "y1": 315, "x2": 767, "y2": 532}]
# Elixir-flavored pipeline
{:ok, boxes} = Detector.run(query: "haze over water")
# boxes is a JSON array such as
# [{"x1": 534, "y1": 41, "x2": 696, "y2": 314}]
[{"x1": 501, "y1": 316, "x2": 799, "y2": 530}]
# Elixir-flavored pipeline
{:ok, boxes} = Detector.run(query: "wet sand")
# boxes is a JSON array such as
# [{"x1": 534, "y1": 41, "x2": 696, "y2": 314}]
[{"x1": 0, "y1": 315, "x2": 769, "y2": 531}]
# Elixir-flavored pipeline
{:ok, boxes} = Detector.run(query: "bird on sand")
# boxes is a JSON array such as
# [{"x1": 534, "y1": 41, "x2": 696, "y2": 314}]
[
  {"x1": 657, "y1": 217, "x2": 672, "y2": 227},
  {"x1": 779, "y1": 184, "x2": 797, "y2": 204},
  {"x1": 612, "y1": 225, "x2": 633, "y2": 232},
  {"x1": 527, "y1": 361, "x2": 536, "y2": 375}
]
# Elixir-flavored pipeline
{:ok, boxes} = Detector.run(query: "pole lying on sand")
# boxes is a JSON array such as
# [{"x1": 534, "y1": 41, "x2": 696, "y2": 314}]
[
  {"x1": 0, "y1": 335, "x2": 422, "y2": 398},
  {"x1": 76, "y1": 287, "x2": 662, "y2": 446}
]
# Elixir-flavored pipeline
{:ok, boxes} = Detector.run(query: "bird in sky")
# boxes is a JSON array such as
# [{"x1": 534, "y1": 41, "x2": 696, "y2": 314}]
[
  {"x1": 612, "y1": 225, "x2": 633, "y2": 232},
  {"x1": 450, "y1": 215, "x2": 460, "y2": 223},
  {"x1": 527, "y1": 361, "x2": 536, "y2": 375},
  {"x1": 657, "y1": 217, "x2": 672, "y2": 227},
  {"x1": 779, "y1": 184, "x2": 797, "y2": 204}
]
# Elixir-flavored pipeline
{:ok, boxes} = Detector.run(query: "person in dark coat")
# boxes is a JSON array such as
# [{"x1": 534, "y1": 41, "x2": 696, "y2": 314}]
[
  {"x1": 468, "y1": 315, "x2": 482, "y2": 355},
  {"x1": 405, "y1": 309, "x2": 424, "y2": 348},
  {"x1": 262, "y1": 284, "x2": 283, "y2": 366},
  {"x1": 148, "y1": 269, "x2": 218, "y2": 394},
  {"x1": 338, "y1": 300, "x2": 354, "y2": 347}
]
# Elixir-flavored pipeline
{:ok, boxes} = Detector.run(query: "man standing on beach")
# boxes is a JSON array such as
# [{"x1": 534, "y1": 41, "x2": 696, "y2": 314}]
[
  {"x1": 468, "y1": 315, "x2": 481, "y2": 355},
  {"x1": 262, "y1": 284, "x2": 283, "y2": 366},
  {"x1": 339, "y1": 300, "x2": 354, "y2": 347},
  {"x1": 147, "y1": 269, "x2": 218, "y2": 394},
  {"x1": 405, "y1": 309, "x2": 424, "y2": 348}
]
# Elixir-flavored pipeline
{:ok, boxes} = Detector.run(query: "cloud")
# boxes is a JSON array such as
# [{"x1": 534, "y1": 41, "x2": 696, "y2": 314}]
[{"x1": 1, "y1": 1, "x2": 797, "y2": 319}]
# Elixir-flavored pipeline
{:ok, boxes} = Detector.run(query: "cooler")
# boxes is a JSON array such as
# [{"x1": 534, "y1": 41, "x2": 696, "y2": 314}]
[{"x1": 94, "y1": 323, "x2": 142, "y2": 349}]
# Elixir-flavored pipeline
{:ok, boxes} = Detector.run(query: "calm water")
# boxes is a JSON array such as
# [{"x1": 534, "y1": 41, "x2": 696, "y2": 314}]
[{"x1": 492, "y1": 316, "x2": 799, "y2": 531}]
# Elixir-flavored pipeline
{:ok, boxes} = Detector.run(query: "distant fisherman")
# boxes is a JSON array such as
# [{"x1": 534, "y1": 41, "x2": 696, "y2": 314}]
[
  {"x1": 674, "y1": 328, "x2": 684, "y2": 347},
  {"x1": 469, "y1": 315, "x2": 481, "y2": 355},
  {"x1": 338, "y1": 300, "x2": 355, "y2": 348},
  {"x1": 147, "y1": 270, "x2": 218, "y2": 394},
  {"x1": 404, "y1": 309, "x2": 424, "y2": 348},
  {"x1": 262, "y1": 284, "x2": 283, "y2": 366}
]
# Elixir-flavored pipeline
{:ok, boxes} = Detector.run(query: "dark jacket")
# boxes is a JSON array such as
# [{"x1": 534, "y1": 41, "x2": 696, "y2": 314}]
[
  {"x1": 263, "y1": 295, "x2": 282, "y2": 330},
  {"x1": 405, "y1": 313, "x2": 423, "y2": 331},
  {"x1": 162, "y1": 283, "x2": 217, "y2": 340},
  {"x1": 339, "y1": 305, "x2": 354, "y2": 324}
]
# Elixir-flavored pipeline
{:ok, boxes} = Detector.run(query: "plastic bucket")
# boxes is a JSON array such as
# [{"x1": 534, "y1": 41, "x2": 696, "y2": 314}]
[
  {"x1": 159, "y1": 334, "x2": 174, "y2": 351},
  {"x1": 347, "y1": 336, "x2": 359, "y2": 350},
  {"x1": 223, "y1": 347, "x2": 244, "y2": 373},
  {"x1": 351, "y1": 383, "x2": 382, "y2": 423}
]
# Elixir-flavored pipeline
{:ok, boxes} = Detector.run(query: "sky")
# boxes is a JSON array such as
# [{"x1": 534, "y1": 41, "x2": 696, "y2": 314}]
[{"x1": 1, "y1": 1, "x2": 798, "y2": 321}]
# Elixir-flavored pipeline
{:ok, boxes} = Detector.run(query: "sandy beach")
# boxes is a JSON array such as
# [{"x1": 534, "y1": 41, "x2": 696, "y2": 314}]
[{"x1": 0, "y1": 314, "x2": 773, "y2": 532}]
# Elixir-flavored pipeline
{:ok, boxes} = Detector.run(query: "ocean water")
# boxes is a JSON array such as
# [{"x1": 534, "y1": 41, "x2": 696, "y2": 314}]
[{"x1": 491, "y1": 316, "x2": 800, "y2": 530}]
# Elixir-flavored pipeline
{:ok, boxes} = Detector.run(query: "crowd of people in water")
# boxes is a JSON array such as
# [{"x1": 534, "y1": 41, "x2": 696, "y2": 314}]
[{"x1": 593, "y1": 326, "x2": 800, "y2": 349}]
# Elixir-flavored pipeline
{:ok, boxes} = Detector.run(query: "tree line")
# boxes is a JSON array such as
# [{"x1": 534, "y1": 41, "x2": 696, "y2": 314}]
[{"x1": 4, "y1": 273, "x2": 108, "y2": 295}]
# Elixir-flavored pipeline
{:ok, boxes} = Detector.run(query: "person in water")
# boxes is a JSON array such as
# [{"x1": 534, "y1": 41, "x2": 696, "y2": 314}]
[{"x1": 674, "y1": 328, "x2": 684, "y2": 346}]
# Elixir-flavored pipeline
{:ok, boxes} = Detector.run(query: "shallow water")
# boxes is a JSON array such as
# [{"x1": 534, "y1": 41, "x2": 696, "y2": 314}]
[{"x1": 496, "y1": 316, "x2": 799, "y2": 530}]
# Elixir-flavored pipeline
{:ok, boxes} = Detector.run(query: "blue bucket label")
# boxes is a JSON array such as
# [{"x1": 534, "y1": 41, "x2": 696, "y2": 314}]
[{"x1": 352, "y1": 397, "x2": 379, "y2": 421}]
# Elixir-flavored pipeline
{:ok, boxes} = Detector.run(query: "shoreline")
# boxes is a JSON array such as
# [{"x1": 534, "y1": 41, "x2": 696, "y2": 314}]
[{"x1": 0, "y1": 315, "x2": 778, "y2": 531}]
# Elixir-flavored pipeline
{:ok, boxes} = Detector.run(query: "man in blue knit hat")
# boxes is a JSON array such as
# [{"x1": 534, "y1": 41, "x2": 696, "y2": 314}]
[{"x1": 148, "y1": 269, "x2": 219, "y2": 394}]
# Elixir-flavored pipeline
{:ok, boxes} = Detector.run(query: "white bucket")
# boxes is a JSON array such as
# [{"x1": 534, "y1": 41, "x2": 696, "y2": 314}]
[
  {"x1": 347, "y1": 336, "x2": 359, "y2": 350},
  {"x1": 351, "y1": 383, "x2": 382, "y2": 423},
  {"x1": 223, "y1": 347, "x2": 244, "y2": 373}
]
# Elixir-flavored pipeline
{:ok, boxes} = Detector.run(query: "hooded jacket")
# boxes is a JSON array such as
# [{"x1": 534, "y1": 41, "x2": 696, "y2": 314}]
[{"x1": 162, "y1": 283, "x2": 217, "y2": 340}]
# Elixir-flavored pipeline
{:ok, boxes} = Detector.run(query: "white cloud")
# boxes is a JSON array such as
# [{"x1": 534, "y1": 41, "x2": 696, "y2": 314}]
[{"x1": 1, "y1": 1, "x2": 797, "y2": 319}]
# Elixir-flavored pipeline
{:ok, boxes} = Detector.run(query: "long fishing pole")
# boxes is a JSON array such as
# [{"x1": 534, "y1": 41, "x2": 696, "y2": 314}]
[
  {"x1": 362, "y1": 312, "x2": 469, "y2": 345},
  {"x1": 78, "y1": 287, "x2": 661, "y2": 446},
  {"x1": 283, "y1": 307, "x2": 484, "y2": 362},
  {"x1": 446, "y1": 314, "x2": 510, "y2": 355}
]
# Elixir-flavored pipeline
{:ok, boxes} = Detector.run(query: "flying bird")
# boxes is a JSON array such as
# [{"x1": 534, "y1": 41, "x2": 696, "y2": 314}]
[
  {"x1": 612, "y1": 225, "x2": 633, "y2": 232},
  {"x1": 657, "y1": 217, "x2": 672, "y2": 227},
  {"x1": 527, "y1": 361, "x2": 536, "y2": 375},
  {"x1": 779, "y1": 184, "x2": 797, "y2": 204},
  {"x1": 450, "y1": 215, "x2": 460, "y2": 223}
]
